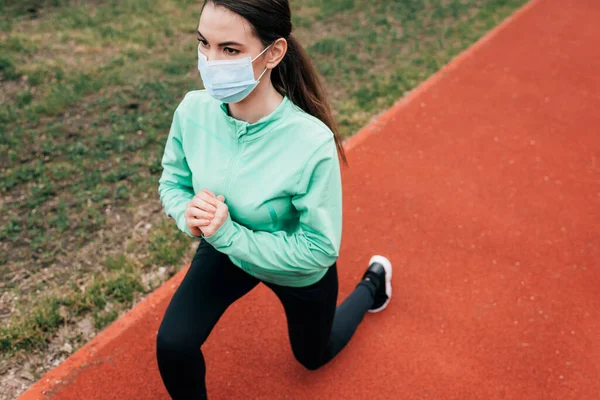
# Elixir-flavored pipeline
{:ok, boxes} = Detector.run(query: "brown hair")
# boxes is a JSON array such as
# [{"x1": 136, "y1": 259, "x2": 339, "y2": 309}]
[{"x1": 201, "y1": 0, "x2": 348, "y2": 164}]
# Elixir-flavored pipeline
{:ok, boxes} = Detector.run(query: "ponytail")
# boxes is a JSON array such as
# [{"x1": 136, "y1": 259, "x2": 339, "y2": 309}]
[{"x1": 272, "y1": 35, "x2": 348, "y2": 165}]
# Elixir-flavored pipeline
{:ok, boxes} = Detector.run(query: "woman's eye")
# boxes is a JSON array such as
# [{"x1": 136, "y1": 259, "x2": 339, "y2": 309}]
[
  {"x1": 197, "y1": 38, "x2": 209, "y2": 47},
  {"x1": 224, "y1": 47, "x2": 239, "y2": 55}
]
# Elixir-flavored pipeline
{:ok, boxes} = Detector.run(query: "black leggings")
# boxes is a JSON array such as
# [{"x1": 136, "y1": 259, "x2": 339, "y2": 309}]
[{"x1": 156, "y1": 239, "x2": 376, "y2": 399}]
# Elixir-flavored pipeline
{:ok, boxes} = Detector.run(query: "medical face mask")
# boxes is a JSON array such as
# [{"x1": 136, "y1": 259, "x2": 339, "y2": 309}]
[{"x1": 197, "y1": 44, "x2": 272, "y2": 103}]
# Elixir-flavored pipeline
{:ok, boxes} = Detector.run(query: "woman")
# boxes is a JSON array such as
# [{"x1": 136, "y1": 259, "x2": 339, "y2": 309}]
[{"x1": 155, "y1": 0, "x2": 393, "y2": 398}]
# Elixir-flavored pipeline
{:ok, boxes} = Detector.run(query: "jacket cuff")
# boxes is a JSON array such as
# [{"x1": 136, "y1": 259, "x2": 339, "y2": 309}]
[{"x1": 203, "y1": 213, "x2": 236, "y2": 247}]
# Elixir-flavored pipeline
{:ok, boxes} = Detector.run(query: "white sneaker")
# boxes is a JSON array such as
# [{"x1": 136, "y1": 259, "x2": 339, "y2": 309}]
[{"x1": 362, "y1": 255, "x2": 393, "y2": 313}]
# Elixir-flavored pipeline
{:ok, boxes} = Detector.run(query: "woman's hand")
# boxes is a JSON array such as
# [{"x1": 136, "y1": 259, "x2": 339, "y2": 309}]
[
  {"x1": 185, "y1": 189, "x2": 229, "y2": 237},
  {"x1": 201, "y1": 194, "x2": 229, "y2": 237},
  {"x1": 185, "y1": 189, "x2": 218, "y2": 237}
]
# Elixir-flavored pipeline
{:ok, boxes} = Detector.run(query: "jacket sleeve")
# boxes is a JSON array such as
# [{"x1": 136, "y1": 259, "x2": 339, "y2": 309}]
[
  {"x1": 157, "y1": 102, "x2": 198, "y2": 238},
  {"x1": 203, "y1": 138, "x2": 342, "y2": 272}
]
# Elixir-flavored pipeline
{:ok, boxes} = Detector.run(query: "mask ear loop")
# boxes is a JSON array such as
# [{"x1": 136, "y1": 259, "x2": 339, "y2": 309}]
[
  {"x1": 251, "y1": 43, "x2": 273, "y2": 62},
  {"x1": 256, "y1": 67, "x2": 269, "y2": 83},
  {"x1": 252, "y1": 43, "x2": 273, "y2": 83}
]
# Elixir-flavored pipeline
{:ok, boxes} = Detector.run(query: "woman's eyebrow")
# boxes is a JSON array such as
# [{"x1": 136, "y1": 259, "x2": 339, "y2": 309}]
[{"x1": 197, "y1": 31, "x2": 244, "y2": 47}]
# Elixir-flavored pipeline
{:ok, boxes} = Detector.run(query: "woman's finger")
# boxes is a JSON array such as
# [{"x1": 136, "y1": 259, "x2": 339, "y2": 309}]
[
  {"x1": 189, "y1": 207, "x2": 214, "y2": 220},
  {"x1": 191, "y1": 197, "x2": 217, "y2": 213},
  {"x1": 191, "y1": 218, "x2": 211, "y2": 227},
  {"x1": 195, "y1": 191, "x2": 217, "y2": 207},
  {"x1": 202, "y1": 188, "x2": 216, "y2": 199}
]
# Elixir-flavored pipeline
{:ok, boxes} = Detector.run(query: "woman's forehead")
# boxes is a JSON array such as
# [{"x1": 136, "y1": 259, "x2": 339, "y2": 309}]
[{"x1": 198, "y1": 3, "x2": 254, "y2": 44}]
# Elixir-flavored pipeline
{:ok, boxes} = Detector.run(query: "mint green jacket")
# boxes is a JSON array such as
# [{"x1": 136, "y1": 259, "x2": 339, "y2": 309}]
[{"x1": 157, "y1": 90, "x2": 342, "y2": 287}]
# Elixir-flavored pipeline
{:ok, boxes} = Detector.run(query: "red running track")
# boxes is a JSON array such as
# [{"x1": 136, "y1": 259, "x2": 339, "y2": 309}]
[{"x1": 19, "y1": 0, "x2": 600, "y2": 398}]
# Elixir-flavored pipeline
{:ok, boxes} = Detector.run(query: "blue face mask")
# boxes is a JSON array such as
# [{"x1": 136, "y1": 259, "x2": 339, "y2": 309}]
[{"x1": 197, "y1": 43, "x2": 272, "y2": 104}]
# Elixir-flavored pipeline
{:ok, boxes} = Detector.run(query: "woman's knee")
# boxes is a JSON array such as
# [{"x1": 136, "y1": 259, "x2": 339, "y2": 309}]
[
  {"x1": 156, "y1": 323, "x2": 205, "y2": 358},
  {"x1": 292, "y1": 348, "x2": 324, "y2": 371}
]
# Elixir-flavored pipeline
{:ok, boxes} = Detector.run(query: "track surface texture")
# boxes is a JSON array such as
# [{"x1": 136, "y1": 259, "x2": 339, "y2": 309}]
[{"x1": 19, "y1": 0, "x2": 600, "y2": 398}]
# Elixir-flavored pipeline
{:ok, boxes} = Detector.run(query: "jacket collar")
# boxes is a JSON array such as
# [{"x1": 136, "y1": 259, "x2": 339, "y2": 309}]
[{"x1": 218, "y1": 95, "x2": 290, "y2": 141}]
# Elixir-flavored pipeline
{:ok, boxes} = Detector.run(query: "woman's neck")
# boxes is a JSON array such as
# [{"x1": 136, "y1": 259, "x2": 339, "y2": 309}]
[{"x1": 227, "y1": 75, "x2": 284, "y2": 124}]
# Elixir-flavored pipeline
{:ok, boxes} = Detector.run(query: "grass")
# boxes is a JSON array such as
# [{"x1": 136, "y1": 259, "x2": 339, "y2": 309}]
[
  {"x1": 0, "y1": 0, "x2": 528, "y2": 358},
  {"x1": 1, "y1": 254, "x2": 142, "y2": 353},
  {"x1": 0, "y1": 220, "x2": 187, "y2": 354}
]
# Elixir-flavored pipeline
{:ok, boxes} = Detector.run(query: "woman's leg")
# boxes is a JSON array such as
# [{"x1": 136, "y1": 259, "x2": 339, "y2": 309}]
[
  {"x1": 263, "y1": 263, "x2": 377, "y2": 370},
  {"x1": 156, "y1": 240, "x2": 260, "y2": 399}
]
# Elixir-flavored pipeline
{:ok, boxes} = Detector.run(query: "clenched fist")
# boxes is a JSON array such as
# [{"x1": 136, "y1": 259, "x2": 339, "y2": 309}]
[{"x1": 185, "y1": 188, "x2": 229, "y2": 237}]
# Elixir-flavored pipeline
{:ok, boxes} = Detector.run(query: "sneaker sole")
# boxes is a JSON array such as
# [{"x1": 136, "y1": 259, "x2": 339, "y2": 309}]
[{"x1": 367, "y1": 255, "x2": 393, "y2": 313}]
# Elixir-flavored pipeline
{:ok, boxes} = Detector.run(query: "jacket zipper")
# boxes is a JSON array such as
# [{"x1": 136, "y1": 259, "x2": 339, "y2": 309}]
[{"x1": 225, "y1": 138, "x2": 241, "y2": 193}]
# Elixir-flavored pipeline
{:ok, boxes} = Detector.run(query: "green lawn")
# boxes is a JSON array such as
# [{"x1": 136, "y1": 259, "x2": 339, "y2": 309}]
[{"x1": 0, "y1": 0, "x2": 527, "y2": 358}]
